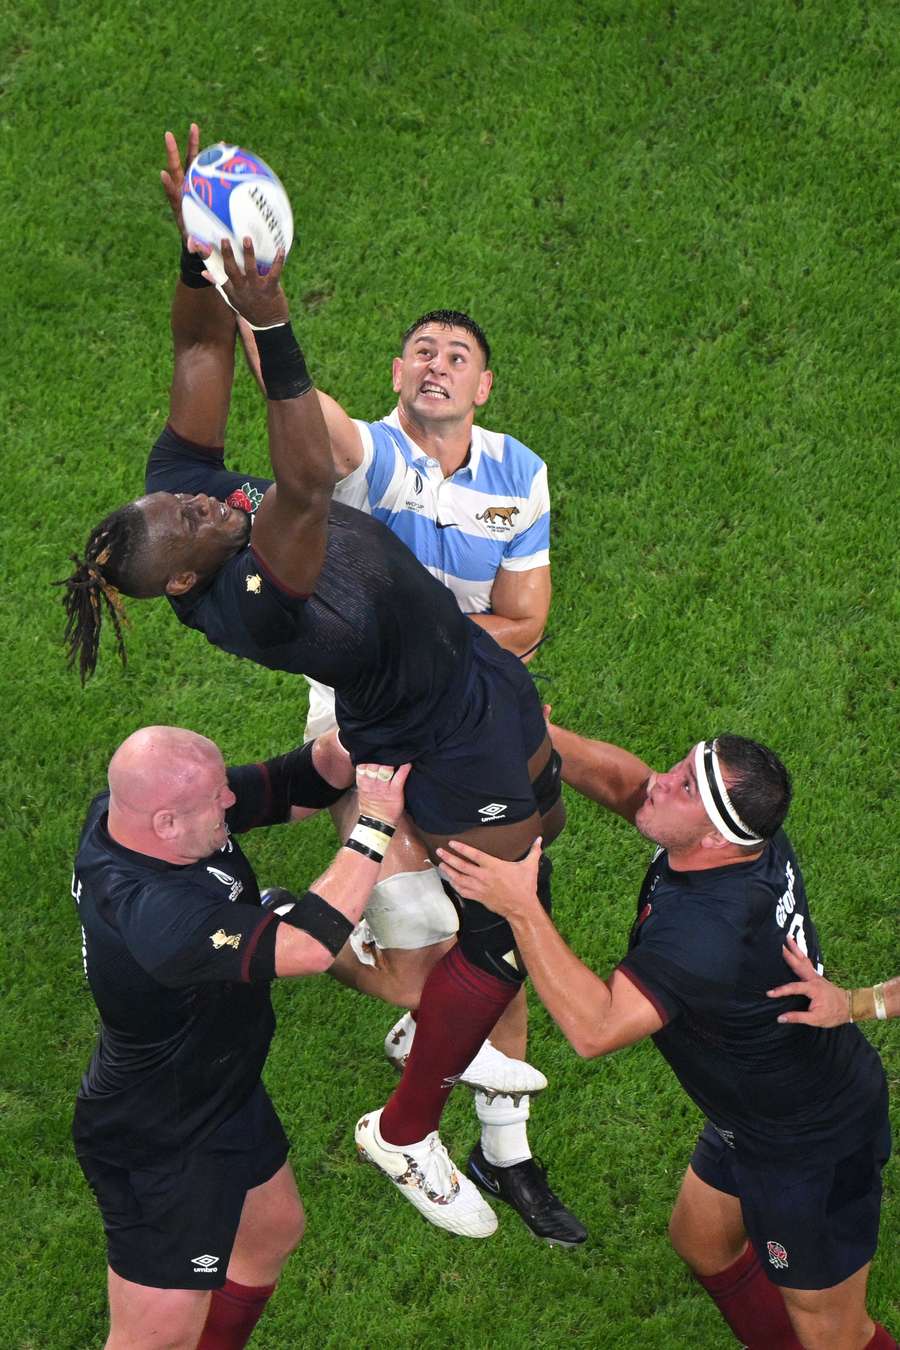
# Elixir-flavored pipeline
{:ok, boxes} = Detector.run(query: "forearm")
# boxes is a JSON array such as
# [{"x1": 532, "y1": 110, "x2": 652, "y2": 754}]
[
  {"x1": 168, "y1": 280, "x2": 238, "y2": 447},
  {"x1": 503, "y1": 901, "x2": 614, "y2": 1057},
  {"x1": 469, "y1": 610, "x2": 545, "y2": 659},
  {"x1": 258, "y1": 330, "x2": 336, "y2": 503},
  {"x1": 237, "y1": 336, "x2": 362, "y2": 481},
  {"x1": 264, "y1": 384, "x2": 335, "y2": 502},
  {"x1": 276, "y1": 841, "x2": 387, "y2": 976},
  {"x1": 551, "y1": 723, "x2": 651, "y2": 822},
  {"x1": 171, "y1": 274, "x2": 237, "y2": 349}
]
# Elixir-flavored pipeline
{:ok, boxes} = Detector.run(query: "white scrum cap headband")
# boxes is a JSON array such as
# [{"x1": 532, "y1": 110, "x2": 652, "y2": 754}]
[{"x1": 694, "y1": 740, "x2": 764, "y2": 846}]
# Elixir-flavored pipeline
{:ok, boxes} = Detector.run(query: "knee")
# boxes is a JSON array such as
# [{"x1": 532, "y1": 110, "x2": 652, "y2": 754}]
[
  {"x1": 779, "y1": 1290, "x2": 872, "y2": 1350},
  {"x1": 667, "y1": 1209, "x2": 695, "y2": 1265},
  {"x1": 276, "y1": 1195, "x2": 306, "y2": 1261},
  {"x1": 376, "y1": 947, "x2": 441, "y2": 1009},
  {"x1": 667, "y1": 1210, "x2": 742, "y2": 1275}
]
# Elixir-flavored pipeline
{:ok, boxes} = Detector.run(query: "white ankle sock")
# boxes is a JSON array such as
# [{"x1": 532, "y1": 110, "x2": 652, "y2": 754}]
[{"x1": 475, "y1": 1089, "x2": 531, "y2": 1166}]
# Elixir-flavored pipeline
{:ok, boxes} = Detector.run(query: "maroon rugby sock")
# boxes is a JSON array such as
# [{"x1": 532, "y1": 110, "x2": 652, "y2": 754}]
[
  {"x1": 379, "y1": 945, "x2": 516, "y2": 1145},
  {"x1": 196, "y1": 1278, "x2": 276, "y2": 1349},
  {"x1": 866, "y1": 1326, "x2": 898, "y2": 1349},
  {"x1": 695, "y1": 1243, "x2": 803, "y2": 1349}
]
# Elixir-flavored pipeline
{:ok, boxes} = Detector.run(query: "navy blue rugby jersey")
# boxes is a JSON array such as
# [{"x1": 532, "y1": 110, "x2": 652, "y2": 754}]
[
  {"x1": 147, "y1": 426, "x2": 477, "y2": 764},
  {"x1": 618, "y1": 831, "x2": 887, "y2": 1164},
  {"x1": 71, "y1": 753, "x2": 323, "y2": 1164}
]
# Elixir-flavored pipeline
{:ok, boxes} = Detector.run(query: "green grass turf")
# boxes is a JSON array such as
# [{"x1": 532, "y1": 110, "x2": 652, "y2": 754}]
[{"x1": 1, "y1": 0, "x2": 897, "y2": 1344}]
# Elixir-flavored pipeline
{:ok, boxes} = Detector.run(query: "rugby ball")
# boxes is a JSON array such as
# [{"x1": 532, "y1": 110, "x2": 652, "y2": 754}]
[{"x1": 182, "y1": 143, "x2": 293, "y2": 285}]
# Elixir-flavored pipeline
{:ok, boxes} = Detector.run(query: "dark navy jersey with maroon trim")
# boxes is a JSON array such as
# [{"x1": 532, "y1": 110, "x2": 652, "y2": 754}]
[
  {"x1": 147, "y1": 426, "x2": 477, "y2": 764},
  {"x1": 72, "y1": 750, "x2": 330, "y2": 1164},
  {"x1": 617, "y1": 831, "x2": 886, "y2": 1163}
]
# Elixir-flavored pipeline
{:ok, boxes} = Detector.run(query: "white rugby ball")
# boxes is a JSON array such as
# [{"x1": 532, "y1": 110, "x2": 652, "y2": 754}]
[{"x1": 182, "y1": 143, "x2": 293, "y2": 284}]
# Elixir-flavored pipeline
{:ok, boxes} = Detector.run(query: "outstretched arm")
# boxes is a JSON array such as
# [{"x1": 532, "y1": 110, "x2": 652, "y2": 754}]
[
  {"x1": 160, "y1": 125, "x2": 238, "y2": 448},
  {"x1": 768, "y1": 937, "x2": 899, "y2": 1026},
  {"x1": 238, "y1": 317, "x2": 365, "y2": 478},
  {"x1": 436, "y1": 838, "x2": 663, "y2": 1056},
  {"x1": 214, "y1": 239, "x2": 334, "y2": 595},
  {"x1": 550, "y1": 722, "x2": 651, "y2": 824}
]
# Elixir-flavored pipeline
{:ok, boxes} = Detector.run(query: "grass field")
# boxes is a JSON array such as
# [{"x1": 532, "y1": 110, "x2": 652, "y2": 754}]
[{"x1": 2, "y1": 0, "x2": 897, "y2": 1345}]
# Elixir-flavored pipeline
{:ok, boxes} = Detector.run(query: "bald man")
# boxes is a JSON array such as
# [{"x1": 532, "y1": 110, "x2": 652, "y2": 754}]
[{"x1": 71, "y1": 725, "x2": 409, "y2": 1350}]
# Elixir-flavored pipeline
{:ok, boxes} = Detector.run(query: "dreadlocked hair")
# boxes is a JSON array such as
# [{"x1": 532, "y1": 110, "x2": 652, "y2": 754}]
[{"x1": 57, "y1": 503, "x2": 151, "y2": 684}]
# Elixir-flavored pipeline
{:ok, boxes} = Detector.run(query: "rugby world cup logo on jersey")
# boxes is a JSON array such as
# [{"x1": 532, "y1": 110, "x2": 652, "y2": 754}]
[
  {"x1": 207, "y1": 866, "x2": 244, "y2": 902},
  {"x1": 403, "y1": 470, "x2": 426, "y2": 515},
  {"x1": 766, "y1": 1240, "x2": 789, "y2": 1270}
]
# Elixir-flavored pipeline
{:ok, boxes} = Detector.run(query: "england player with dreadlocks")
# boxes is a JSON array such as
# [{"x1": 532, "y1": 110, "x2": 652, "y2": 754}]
[{"x1": 61, "y1": 124, "x2": 569, "y2": 1242}]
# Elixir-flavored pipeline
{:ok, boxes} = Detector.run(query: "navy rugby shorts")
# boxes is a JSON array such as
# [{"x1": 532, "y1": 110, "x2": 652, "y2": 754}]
[
  {"x1": 404, "y1": 632, "x2": 549, "y2": 837},
  {"x1": 690, "y1": 1117, "x2": 892, "y2": 1289},
  {"x1": 76, "y1": 1083, "x2": 289, "y2": 1289}
]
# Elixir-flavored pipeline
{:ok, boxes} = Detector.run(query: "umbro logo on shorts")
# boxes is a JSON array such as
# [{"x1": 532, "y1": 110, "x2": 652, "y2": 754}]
[
  {"x1": 192, "y1": 1253, "x2": 219, "y2": 1274},
  {"x1": 478, "y1": 803, "x2": 508, "y2": 821}
]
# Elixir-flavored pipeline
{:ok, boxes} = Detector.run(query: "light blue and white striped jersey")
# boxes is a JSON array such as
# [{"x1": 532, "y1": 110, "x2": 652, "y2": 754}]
[{"x1": 334, "y1": 408, "x2": 550, "y2": 615}]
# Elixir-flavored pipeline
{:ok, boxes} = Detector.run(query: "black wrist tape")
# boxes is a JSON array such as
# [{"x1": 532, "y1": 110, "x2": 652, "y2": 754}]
[
  {"x1": 278, "y1": 888, "x2": 354, "y2": 957},
  {"x1": 356, "y1": 815, "x2": 396, "y2": 837},
  {"x1": 255, "y1": 322, "x2": 314, "y2": 401},
  {"x1": 344, "y1": 838, "x2": 383, "y2": 862},
  {"x1": 180, "y1": 241, "x2": 212, "y2": 289}
]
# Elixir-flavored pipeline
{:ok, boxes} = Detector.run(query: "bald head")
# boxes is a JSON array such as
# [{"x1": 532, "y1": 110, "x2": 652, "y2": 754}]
[
  {"x1": 107, "y1": 726, "x2": 235, "y2": 864},
  {"x1": 109, "y1": 726, "x2": 221, "y2": 813}
]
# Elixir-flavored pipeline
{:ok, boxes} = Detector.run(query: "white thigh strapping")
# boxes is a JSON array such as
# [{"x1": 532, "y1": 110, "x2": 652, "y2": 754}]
[
  {"x1": 304, "y1": 678, "x2": 338, "y2": 741},
  {"x1": 364, "y1": 868, "x2": 460, "y2": 950}
]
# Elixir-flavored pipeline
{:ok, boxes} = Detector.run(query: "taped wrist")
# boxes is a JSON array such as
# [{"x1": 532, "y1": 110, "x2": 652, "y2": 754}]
[
  {"x1": 344, "y1": 815, "x2": 396, "y2": 863},
  {"x1": 180, "y1": 241, "x2": 212, "y2": 289},
  {"x1": 255, "y1": 322, "x2": 313, "y2": 401},
  {"x1": 277, "y1": 889, "x2": 354, "y2": 958}
]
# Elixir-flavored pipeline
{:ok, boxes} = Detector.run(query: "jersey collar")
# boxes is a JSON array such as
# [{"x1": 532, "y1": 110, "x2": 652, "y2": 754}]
[{"x1": 386, "y1": 407, "x2": 481, "y2": 480}]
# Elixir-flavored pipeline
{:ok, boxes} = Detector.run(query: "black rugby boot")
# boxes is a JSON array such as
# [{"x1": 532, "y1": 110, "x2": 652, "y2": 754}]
[{"x1": 466, "y1": 1143, "x2": 587, "y2": 1247}]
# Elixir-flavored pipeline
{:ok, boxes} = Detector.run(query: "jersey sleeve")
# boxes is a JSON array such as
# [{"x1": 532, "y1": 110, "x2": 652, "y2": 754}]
[
  {"x1": 146, "y1": 424, "x2": 273, "y2": 509},
  {"x1": 616, "y1": 949, "x2": 683, "y2": 1025},
  {"x1": 226, "y1": 744, "x2": 345, "y2": 833},
  {"x1": 500, "y1": 460, "x2": 550, "y2": 571},
  {"x1": 117, "y1": 878, "x2": 277, "y2": 987},
  {"x1": 617, "y1": 902, "x2": 742, "y2": 1025},
  {"x1": 361, "y1": 420, "x2": 403, "y2": 508}
]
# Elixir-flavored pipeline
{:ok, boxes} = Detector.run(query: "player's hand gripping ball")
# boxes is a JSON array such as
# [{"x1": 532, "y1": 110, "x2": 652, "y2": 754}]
[{"x1": 182, "y1": 143, "x2": 294, "y2": 284}]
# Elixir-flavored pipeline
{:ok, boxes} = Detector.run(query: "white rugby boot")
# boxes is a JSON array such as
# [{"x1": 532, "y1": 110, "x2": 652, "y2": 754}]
[
  {"x1": 384, "y1": 1012, "x2": 548, "y2": 1101},
  {"x1": 355, "y1": 1107, "x2": 497, "y2": 1238}
]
